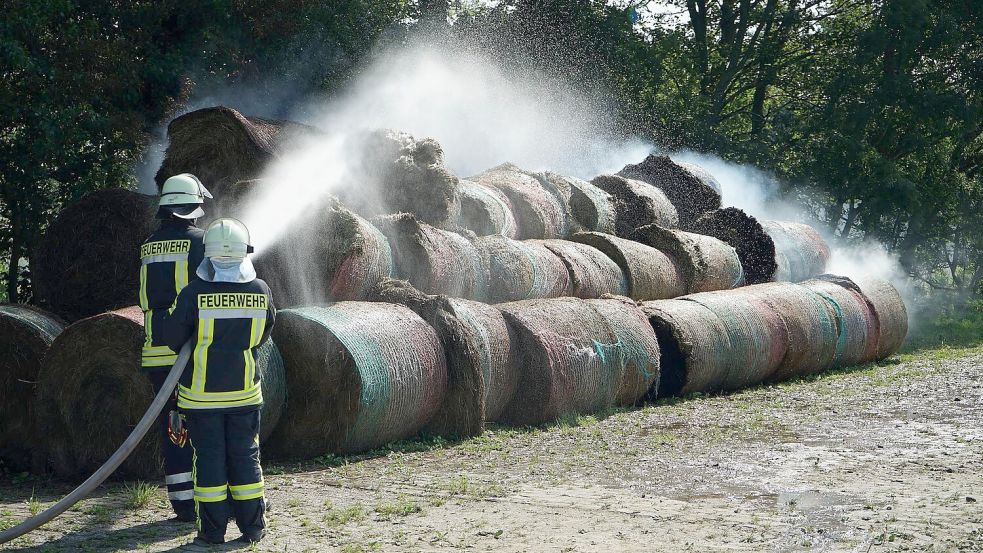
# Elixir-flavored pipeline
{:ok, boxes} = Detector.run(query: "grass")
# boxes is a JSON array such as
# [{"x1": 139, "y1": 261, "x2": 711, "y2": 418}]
[
  {"x1": 322, "y1": 502, "x2": 367, "y2": 527},
  {"x1": 27, "y1": 492, "x2": 42, "y2": 516},
  {"x1": 374, "y1": 496, "x2": 422, "y2": 519},
  {"x1": 904, "y1": 300, "x2": 983, "y2": 352},
  {"x1": 122, "y1": 481, "x2": 158, "y2": 509},
  {"x1": 441, "y1": 475, "x2": 505, "y2": 498}
]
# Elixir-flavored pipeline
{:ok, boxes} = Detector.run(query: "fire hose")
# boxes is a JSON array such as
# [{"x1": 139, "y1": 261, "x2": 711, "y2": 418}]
[{"x1": 0, "y1": 340, "x2": 193, "y2": 545}]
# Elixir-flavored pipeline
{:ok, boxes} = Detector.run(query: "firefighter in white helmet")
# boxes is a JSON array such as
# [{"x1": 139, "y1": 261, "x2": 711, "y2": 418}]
[
  {"x1": 138, "y1": 173, "x2": 212, "y2": 522},
  {"x1": 162, "y1": 218, "x2": 275, "y2": 545}
]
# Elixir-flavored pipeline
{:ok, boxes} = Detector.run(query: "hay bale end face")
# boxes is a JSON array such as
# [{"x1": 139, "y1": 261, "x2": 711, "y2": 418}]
[
  {"x1": 692, "y1": 207, "x2": 778, "y2": 285},
  {"x1": 584, "y1": 298, "x2": 661, "y2": 406},
  {"x1": 470, "y1": 164, "x2": 568, "y2": 239},
  {"x1": 475, "y1": 235, "x2": 571, "y2": 302},
  {"x1": 641, "y1": 300, "x2": 732, "y2": 397},
  {"x1": 497, "y1": 298, "x2": 624, "y2": 425},
  {"x1": 536, "y1": 240, "x2": 628, "y2": 299},
  {"x1": 375, "y1": 214, "x2": 489, "y2": 300},
  {"x1": 630, "y1": 224, "x2": 744, "y2": 293},
  {"x1": 571, "y1": 232, "x2": 685, "y2": 301},
  {"x1": 267, "y1": 303, "x2": 447, "y2": 458},
  {"x1": 0, "y1": 305, "x2": 65, "y2": 472},
  {"x1": 590, "y1": 175, "x2": 679, "y2": 237},
  {"x1": 35, "y1": 189, "x2": 158, "y2": 322},
  {"x1": 452, "y1": 179, "x2": 519, "y2": 238},
  {"x1": 617, "y1": 155, "x2": 721, "y2": 229},
  {"x1": 255, "y1": 198, "x2": 393, "y2": 308}
]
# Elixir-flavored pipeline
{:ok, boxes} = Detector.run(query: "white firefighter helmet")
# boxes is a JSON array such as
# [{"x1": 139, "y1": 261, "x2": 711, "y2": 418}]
[
  {"x1": 158, "y1": 173, "x2": 212, "y2": 219},
  {"x1": 203, "y1": 218, "x2": 254, "y2": 260}
]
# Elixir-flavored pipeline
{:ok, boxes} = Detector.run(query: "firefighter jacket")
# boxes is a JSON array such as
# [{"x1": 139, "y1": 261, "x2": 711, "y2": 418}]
[
  {"x1": 139, "y1": 220, "x2": 205, "y2": 371},
  {"x1": 161, "y1": 278, "x2": 276, "y2": 412}
]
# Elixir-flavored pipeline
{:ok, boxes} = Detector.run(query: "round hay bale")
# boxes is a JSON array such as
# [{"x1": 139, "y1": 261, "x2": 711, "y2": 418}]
[
  {"x1": 760, "y1": 221, "x2": 830, "y2": 282},
  {"x1": 538, "y1": 172, "x2": 617, "y2": 235},
  {"x1": 375, "y1": 214, "x2": 489, "y2": 300},
  {"x1": 692, "y1": 208, "x2": 778, "y2": 285},
  {"x1": 497, "y1": 298, "x2": 624, "y2": 425},
  {"x1": 35, "y1": 306, "x2": 287, "y2": 479},
  {"x1": 630, "y1": 224, "x2": 744, "y2": 293},
  {"x1": 590, "y1": 174, "x2": 679, "y2": 237},
  {"x1": 255, "y1": 198, "x2": 393, "y2": 307},
  {"x1": 571, "y1": 232, "x2": 685, "y2": 300},
  {"x1": 470, "y1": 164, "x2": 568, "y2": 239},
  {"x1": 0, "y1": 305, "x2": 65, "y2": 472},
  {"x1": 536, "y1": 240, "x2": 628, "y2": 299},
  {"x1": 584, "y1": 298, "x2": 660, "y2": 406},
  {"x1": 266, "y1": 303, "x2": 447, "y2": 458},
  {"x1": 617, "y1": 155, "x2": 721, "y2": 229},
  {"x1": 800, "y1": 277, "x2": 879, "y2": 368},
  {"x1": 255, "y1": 340, "x2": 288, "y2": 444},
  {"x1": 452, "y1": 179, "x2": 518, "y2": 238},
  {"x1": 474, "y1": 235, "x2": 571, "y2": 302},
  {"x1": 854, "y1": 277, "x2": 908, "y2": 358},
  {"x1": 34, "y1": 189, "x2": 157, "y2": 321},
  {"x1": 641, "y1": 300, "x2": 731, "y2": 397},
  {"x1": 680, "y1": 291, "x2": 788, "y2": 389}
]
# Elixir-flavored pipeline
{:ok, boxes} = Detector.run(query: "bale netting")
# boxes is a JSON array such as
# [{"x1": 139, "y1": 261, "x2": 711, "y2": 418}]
[
  {"x1": 692, "y1": 208, "x2": 778, "y2": 285},
  {"x1": 630, "y1": 225, "x2": 743, "y2": 294},
  {"x1": 34, "y1": 189, "x2": 157, "y2": 322},
  {"x1": 451, "y1": 179, "x2": 518, "y2": 238},
  {"x1": 0, "y1": 305, "x2": 65, "y2": 472},
  {"x1": 641, "y1": 300, "x2": 732, "y2": 397},
  {"x1": 590, "y1": 175, "x2": 679, "y2": 237},
  {"x1": 538, "y1": 172, "x2": 617, "y2": 235},
  {"x1": 375, "y1": 214, "x2": 489, "y2": 300},
  {"x1": 854, "y1": 277, "x2": 908, "y2": 358},
  {"x1": 497, "y1": 298, "x2": 625, "y2": 425},
  {"x1": 760, "y1": 221, "x2": 830, "y2": 282},
  {"x1": 617, "y1": 155, "x2": 721, "y2": 229},
  {"x1": 800, "y1": 276, "x2": 880, "y2": 368},
  {"x1": 341, "y1": 129, "x2": 460, "y2": 225},
  {"x1": 536, "y1": 240, "x2": 628, "y2": 299},
  {"x1": 571, "y1": 232, "x2": 685, "y2": 301},
  {"x1": 255, "y1": 198, "x2": 393, "y2": 307},
  {"x1": 35, "y1": 306, "x2": 288, "y2": 480},
  {"x1": 154, "y1": 106, "x2": 321, "y2": 210},
  {"x1": 470, "y1": 164, "x2": 568, "y2": 239},
  {"x1": 266, "y1": 303, "x2": 447, "y2": 458},
  {"x1": 474, "y1": 235, "x2": 571, "y2": 302},
  {"x1": 584, "y1": 298, "x2": 661, "y2": 406}
]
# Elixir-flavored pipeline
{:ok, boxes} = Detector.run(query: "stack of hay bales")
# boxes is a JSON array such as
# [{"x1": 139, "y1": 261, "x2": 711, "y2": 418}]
[
  {"x1": 267, "y1": 303, "x2": 447, "y2": 458},
  {"x1": 693, "y1": 208, "x2": 830, "y2": 284},
  {"x1": 630, "y1": 225, "x2": 744, "y2": 293},
  {"x1": 617, "y1": 155, "x2": 722, "y2": 229},
  {"x1": 590, "y1": 174, "x2": 680, "y2": 236},
  {"x1": 254, "y1": 198, "x2": 394, "y2": 308},
  {"x1": 34, "y1": 189, "x2": 158, "y2": 322},
  {"x1": 34, "y1": 306, "x2": 287, "y2": 480},
  {"x1": 0, "y1": 305, "x2": 65, "y2": 471}
]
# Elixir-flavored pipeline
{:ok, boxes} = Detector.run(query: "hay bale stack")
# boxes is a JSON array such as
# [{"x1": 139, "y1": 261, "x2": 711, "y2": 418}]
[
  {"x1": 35, "y1": 306, "x2": 288, "y2": 479},
  {"x1": 342, "y1": 129, "x2": 460, "y2": 225},
  {"x1": 571, "y1": 232, "x2": 685, "y2": 300},
  {"x1": 452, "y1": 179, "x2": 518, "y2": 238},
  {"x1": 0, "y1": 305, "x2": 65, "y2": 471},
  {"x1": 474, "y1": 235, "x2": 571, "y2": 302},
  {"x1": 34, "y1": 189, "x2": 157, "y2": 321},
  {"x1": 801, "y1": 276, "x2": 880, "y2": 367},
  {"x1": 617, "y1": 155, "x2": 721, "y2": 229},
  {"x1": 536, "y1": 240, "x2": 628, "y2": 299},
  {"x1": 538, "y1": 172, "x2": 617, "y2": 235},
  {"x1": 641, "y1": 300, "x2": 732, "y2": 397},
  {"x1": 854, "y1": 278, "x2": 908, "y2": 358},
  {"x1": 584, "y1": 298, "x2": 661, "y2": 406},
  {"x1": 375, "y1": 214, "x2": 489, "y2": 300},
  {"x1": 590, "y1": 175, "x2": 679, "y2": 237},
  {"x1": 497, "y1": 298, "x2": 624, "y2": 425},
  {"x1": 267, "y1": 304, "x2": 446, "y2": 458},
  {"x1": 255, "y1": 198, "x2": 393, "y2": 308},
  {"x1": 761, "y1": 221, "x2": 830, "y2": 282},
  {"x1": 470, "y1": 164, "x2": 568, "y2": 239},
  {"x1": 630, "y1": 224, "x2": 744, "y2": 293},
  {"x1": 154, "y1": 106, "x2": 320, "y2": 213}
]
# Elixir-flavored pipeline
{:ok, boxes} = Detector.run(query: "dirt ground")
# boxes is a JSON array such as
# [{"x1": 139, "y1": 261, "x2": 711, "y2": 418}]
[{"x1": 2, "y1": 346, "x2": 981, "y2": 552}]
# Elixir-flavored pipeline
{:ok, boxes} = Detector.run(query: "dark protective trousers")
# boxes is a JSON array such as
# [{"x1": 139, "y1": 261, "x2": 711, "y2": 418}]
[
  {"x1": 185, "y1": 409, "x2": 265, "y2": 541},
  {"x1": 148, "y1": 372, "x2": 195, "y2": 520}
]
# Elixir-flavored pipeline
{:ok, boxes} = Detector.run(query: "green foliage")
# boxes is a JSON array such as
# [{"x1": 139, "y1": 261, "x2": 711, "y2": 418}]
[{"x1": 906, "y1": 300, "x2": 983, "y2": 351}]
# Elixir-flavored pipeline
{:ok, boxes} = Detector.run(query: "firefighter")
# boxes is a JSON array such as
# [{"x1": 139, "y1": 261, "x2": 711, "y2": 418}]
[
  {"x1": 161, "y1": 218, "x2": 275, "y2": 545},
  {"x1": 139, "y1": 173, "x2": 211, "y2": 522}
]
